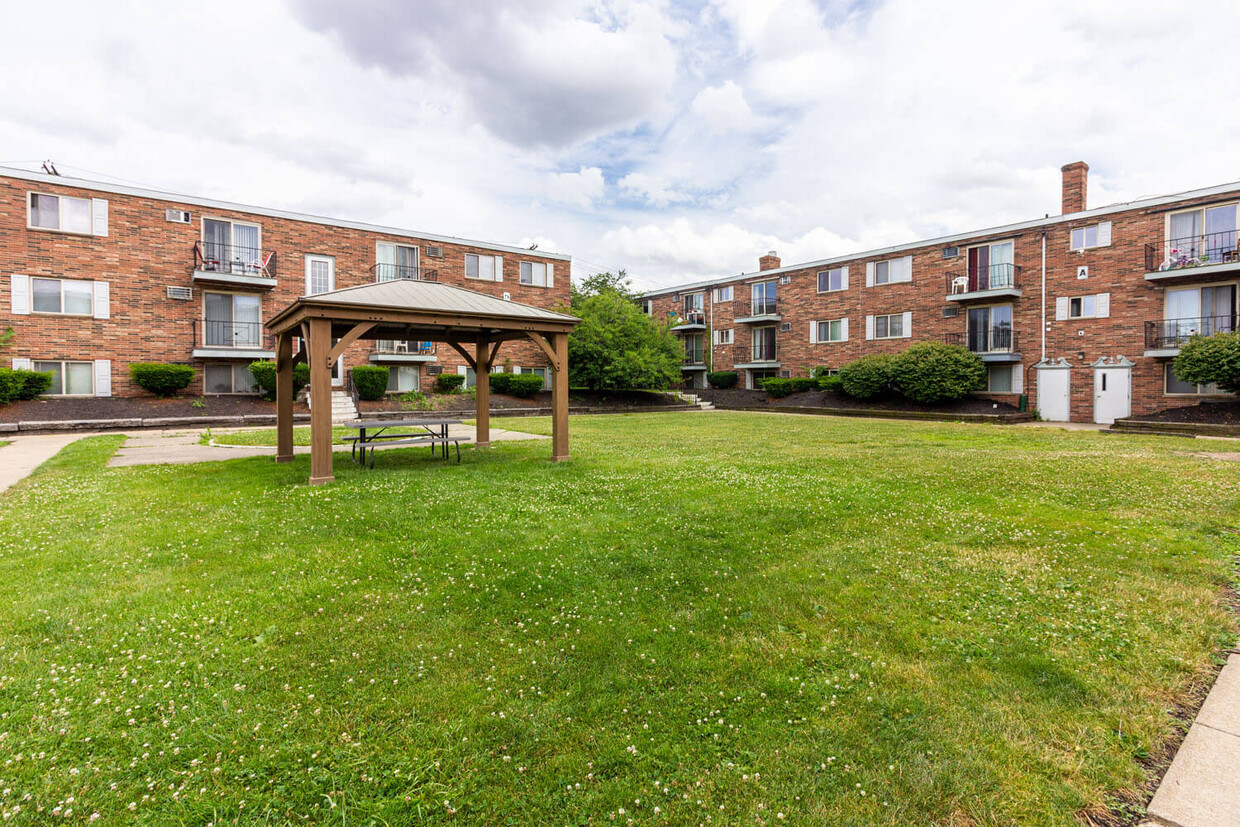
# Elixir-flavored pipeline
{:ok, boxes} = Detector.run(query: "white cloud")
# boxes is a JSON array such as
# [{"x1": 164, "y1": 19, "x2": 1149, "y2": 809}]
[
  {"x1": 690, "y1": 81, "x2": 754, "y2": 135},
  {"x1": 618, "y1": 172, "x2": 691, "y2": 207},
  {"x1": 546, "y1": 166, "x2": 605, "y2": 208}
]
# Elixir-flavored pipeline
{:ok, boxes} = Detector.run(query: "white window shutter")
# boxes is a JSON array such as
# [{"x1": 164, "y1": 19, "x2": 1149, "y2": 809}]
[
  {"x1": 12, "y1": 358, "x2": 32, "y2": 370},
  {"x1": 91, "y1": 199, "x2": 108, "y2": 237},
  {"x1": 1095, "y1": 292, "x2": 1111, "y2": 318},
  {"x1": 840, "y1": 266, "x2": 849, "y2": 290},
  {"x1": 457, "y1": 365, "x2": 467, "y2": 376},
  {"x1": 865, "y1": 262, "x2": 875, "y2": 287},
  {"x1": 809, "y1": 321, "x2": 818, "y2": 344},
  {"x1": 840, "y1": 318, "x2": 849, "y2": 342},
  {"x1": 1011, "y1": 365, "x2": 1024, "y2": 394},
  {"x1": 1055, "y1": 297, "x2": 1070, "y2": 320},
  {"x1": 495, "y1": 256, "x2": 503, "y2": 282},
  {"x1": 93, "y1": 281, "x2": 110, "y2": 319},
  {"x1": 901, "y1": 311, "x2": 912, "y2": 337},
  {"x1": 897, "y1": 256, "x2": 913, "y2": 283},
  {"x1": 10, "y1": 274, "x2": 30, "y2": 315},
  {"x1": 1097, "y1": 221, "x2": 1112, "y2": 247},
  {"x1": 546, "y1": 262, "x2": 554, "y2": 288},
  {"x1": 94, "y1": 359, "x2": 111, "y2": 397},
  {"x1": 512, "y1": 366, "x2": 522, "y2": 374},
  {"x1": 865, "y1": 315, "x2": 875, "y2": 340}
]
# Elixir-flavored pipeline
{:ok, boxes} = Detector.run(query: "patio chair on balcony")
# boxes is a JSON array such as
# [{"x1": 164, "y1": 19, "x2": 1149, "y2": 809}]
[
  {"x1": 949, "y1": 275, "x2": 969, "y2": 294},
  {"x1": 246, "y1": 251, "x2": 274, "y2": 278}
]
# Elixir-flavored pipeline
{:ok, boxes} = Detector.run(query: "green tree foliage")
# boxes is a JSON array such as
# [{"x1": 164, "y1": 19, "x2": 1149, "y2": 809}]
[
  {"x1": 889, "y1": 341, "x2": 987, "y2": 404},
  {"x1": 1173, "y1": 331, "x2": 1240, "y2": 392},
  {"x1": 568, "y1": 289, "x2": 682, "y2": 391},
  {"x1": 570, "y1": 269, "x2": 637, "y2": 307}
]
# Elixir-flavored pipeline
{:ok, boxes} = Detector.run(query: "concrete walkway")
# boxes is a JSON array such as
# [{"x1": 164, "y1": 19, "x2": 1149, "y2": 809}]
[
  {"x1": 1142, "y1": 652, "x2": 1240, "y2": 827},
  {"x1": 0, "y1": 432, "x2": 86, "y2": 493}
]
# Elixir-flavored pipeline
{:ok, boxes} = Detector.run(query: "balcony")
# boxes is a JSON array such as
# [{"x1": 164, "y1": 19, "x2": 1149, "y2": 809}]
[
  {"x1": 682, "y1": 348, "x2": 706, "y2": 370},
  {"x1": 192, "y1": 241, "x2": 278, "y2": 288},
  {"x1": 1144, "y1": 315, "x2": 1237, "y2": 356},
  {"x1": 671, "y1": 309, "x2": 707, "y2": 331},
  {"x1": 1145, "y1": 230, "x2": 1240, "y2": 281},
  {"x1": 370, "y1": 340, "x2": 438, "y2": 363},
  {"x1": 945, "y1": 264, "x2": 1021, "y2": 301},
  {"x1": 370, "y1": 263, "x2": 439, "y2": 282},
  {"x1": 191, "y1": 319, "x2": 275, "y2": 360},
  {"x1": 733, "y1": 342, "x2": 779, "y2": 370},
  {"x1": 943, "y1": 329, "x2": 1020, "y2": 362},
  {"x1": 735, "y1": 299, "x2": 781, "y2": 324}
]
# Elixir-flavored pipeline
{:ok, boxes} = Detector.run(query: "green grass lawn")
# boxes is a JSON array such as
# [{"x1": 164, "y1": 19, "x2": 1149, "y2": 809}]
[{"x1": 0, "y1": 413, "x2": 1236, "y2": 826}]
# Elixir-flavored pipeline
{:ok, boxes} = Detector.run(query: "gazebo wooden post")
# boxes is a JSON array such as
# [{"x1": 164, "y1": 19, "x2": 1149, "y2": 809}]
[
  {"x1": 475, "y1": 333, "x2": 491, "y2": 448},
  {"x1": 551, "y1": 332, "x2": 569, "y2": 461},
  {"x1": 275, "y1": 330, "x2": 294, "y2": 463},
  {"x1": 307, "y1": 317, "x2": 334, "y2": 485}
]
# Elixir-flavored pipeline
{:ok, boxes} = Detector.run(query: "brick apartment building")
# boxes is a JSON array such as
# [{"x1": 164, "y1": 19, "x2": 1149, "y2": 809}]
[
  {"x1": 642, "y1": 163, "x2": 1240, "y2": 423},
  {"x1": 1, "y1": 167, "x2": 570, "y2": 398}
]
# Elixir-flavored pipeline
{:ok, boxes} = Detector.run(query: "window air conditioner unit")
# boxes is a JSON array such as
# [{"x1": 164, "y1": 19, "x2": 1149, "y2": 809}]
[
  {"x1": 426, "y1": 365, "x2": 443, "y2": 376},
  {"x1": 942, "y1": 246, "x2": 959, "y2": 259},
  {"x1": 425, "y1": 246, "x2": 445, "y2": 258},
  {"x1": 166, "y1": 286, "x2": 193, "y2": 300},
  {"x1": 779, "y1": 322, "x2": 792, "y2": 332},
  {"x1": 779, "y1": 370, "x2": 791, "y2": 378},
  {"x1": 165, "y1": 209, "x2": 192, "y2": 224},
  {"x1": 942, "y1": 306, "x2": 960, "y2": 318}
]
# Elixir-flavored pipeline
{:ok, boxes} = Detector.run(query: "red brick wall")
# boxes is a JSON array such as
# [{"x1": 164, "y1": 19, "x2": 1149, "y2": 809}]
[{"x1": 0, "y1": 175, "x2": 569, "y2": 396}]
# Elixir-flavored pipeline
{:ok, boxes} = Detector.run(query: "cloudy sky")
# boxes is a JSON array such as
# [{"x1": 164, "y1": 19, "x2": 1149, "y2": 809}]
[{"x1": 3, "y1": 0, "x2": 1238, "y2": 290}]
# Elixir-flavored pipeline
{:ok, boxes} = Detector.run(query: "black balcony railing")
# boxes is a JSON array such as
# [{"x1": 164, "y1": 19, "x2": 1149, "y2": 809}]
[
  {"x1": 750, "y1": 299, "x2": 778, "y2": 316},
  {"x1": 683, "y1": 352, "x2": 705, "y2": 365},
  {"x1": 1145, "y1": 230, "x2": 1240, "y2": 272},
  {"x1": 946, "y1": 263, "x2": 1020, "y2": 295},
  {"x1": 370, "y1": 263, "x2": 439, "y2": 282},
  {"x1": 675, "y1": 310, "x2": 706, "y2": 326},
  {"x1": 741, "y1": 342, "x2": 777, "y2": 362},
  {"x1": 1145, "y1": 315, "x2": 1237, "y2": 349},
  {"x1": 943, "y1": 328, "x2": 1018, "y2": 354},
  {"x1": 197, "y1": 319, "x2": 272, "y2": 350},
  {"x1": 373, "y1": 340, "x2": 436, "y2": 355},
  {"x1": 194, "y1": 241, "x2": 277, "y2": 280}
]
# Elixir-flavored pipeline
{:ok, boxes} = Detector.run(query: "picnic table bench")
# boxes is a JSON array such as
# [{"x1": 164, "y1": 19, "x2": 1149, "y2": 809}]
[{"x1": 340, "y1": 418, "x2": 464, "y2": 467}]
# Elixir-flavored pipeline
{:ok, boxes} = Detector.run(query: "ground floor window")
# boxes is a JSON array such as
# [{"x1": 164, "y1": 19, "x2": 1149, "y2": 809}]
[
  {"x1": 34, "y1": 360, "x2": 93, "y2": 395},
  {"x1": 386, "y1": 366, "x2": 420, "y2": 393},
  {"x1": 525, "y1": 367, "x2": 551, "y2": 390},
  {"x1": 986, "y1": 364, "x2": 1015, "y2": 393},
  {"x1": 749, "y1": 369, "x2": 777, "y2": 389},
  {"x1": 1165, "y1": 363, "x2": 1225, "y2": 395},
  {"x1": 204, "y1": 363, "x2": 259, "y2": 394}
]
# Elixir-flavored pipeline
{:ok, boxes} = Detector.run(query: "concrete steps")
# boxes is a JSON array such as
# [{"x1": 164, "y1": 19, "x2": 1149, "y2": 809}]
[
  {"x1": 672, "y1": 391, "x2": 715, "y2": 410},
  {"x1": 306, "y1": 388, "x2": 358, "y2": 423}
]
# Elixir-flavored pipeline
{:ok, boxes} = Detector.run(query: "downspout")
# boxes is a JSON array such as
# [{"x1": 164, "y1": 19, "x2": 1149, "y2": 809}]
[{"x1": 1040, "y1": 229, "x2": 1047, "y2": 361}]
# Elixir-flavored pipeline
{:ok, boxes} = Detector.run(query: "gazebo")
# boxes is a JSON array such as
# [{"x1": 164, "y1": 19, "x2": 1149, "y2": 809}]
[{"x1": 264, "y1": 280, "x2": 580, "y2": 484}]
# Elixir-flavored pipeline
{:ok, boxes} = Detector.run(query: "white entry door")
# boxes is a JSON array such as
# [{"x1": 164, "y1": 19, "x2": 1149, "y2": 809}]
[
  {"x1": 331, "y1": 339, "x2": 344, "y2": 387},
  {"x1": 1093, "y1": 365, "x2": 1131, "y2": 424},
  {"x1": 1036, "y1": 365, "x2": 1071, "y2": 422}
]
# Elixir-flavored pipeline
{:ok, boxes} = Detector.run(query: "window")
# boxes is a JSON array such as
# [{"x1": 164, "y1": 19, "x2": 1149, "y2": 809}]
[
  {"x1": 714, "y1": 286, "x2": 733, "y2": 302},
  {"x1": 868, "y1": 256, "x2": 912, "y2": 286},
  {"x1": 520, "y1": 261, "x2": 548, "y2": 286},
  {"x1": 1165, "y1": 363, "x2": 1224, "y2": 396},
  {"x1": 33, "y1": 360, "x2": 93, "y2": 395},
  {"x1": 986, "y1": 365, "x2": 1014, "y2": 393},
  {"x1": 204, "y1": 292, "x2": 262, "y2": 348},
  {"x1": 201, "y1": 218, "x2": 262, "y2": 273},
  {"x1": 752, "y1": 326, "x2": 777, "y2": 361},
  {"x1": 31, "y1": 277, "x2": 93, "y2": 315},
  {"x1": 814, "y1": 319, "x2": 847, "y2": 343},
  {"x1": 713, "y1": 328, "x2": 734, "y2": 346},
  {"x1": 1070, "y1": 295, "x2": 1096, "y2": 318},
  {"x1": 967, "y1": 305, "x2": 1014, "y2": 353},
  {"x1": 1056, "y1": 292, "x2": 1110, "y2": 321},
  {"x1": 386, "y1": 366, "x2": 420, "y2": 393},
  {"x1": 305, "y1": 255, "x2": 335, "y2": 295},
  {"x1": 751, "y1": 282, "x2": 777, "y2": 315},
  {"x1": 466, "y1": 254, "x2": 501, "y2": 281},
  {"x1": 640, "y1": 299, "x2": 653, "y2": 315},
  {"x1": 1070, "y1": 221, "x2": 1112, "y2": 250},
  {"x1": 526, "y1": 367, "x2": 551, "y2": 390},
  {"x1": 965, "y1": 241, "x2": 1014, "y2": 290},
  {"x1": 1161, "y1": 285, "x2": 1238, "y2": 345},
  {"x1": 204, "y1": 363, "x2": 259, "y2": 394},
  {"x1": 375, "y1": 243, "x2": 419, "y2": 281},
  {"x1": 874, "y1": 313, "x2": 903, "y2": 339},
  {"x1": 749, "y1": 369, "x2": 777, "y2": 389},
  {"x1": 684, "y1": 334, "x2": 705, "y2": 364},
  {"x1": 1167, "y1": 204, "x2": 1237, "y2": 264},
  {"x1": 28, "y1": 193, "x2": 100, "y2": 234},
  {"x1": 683, "y1": 292, "x2": 704, "y2": 313},
  {"x1": 817, "y1": 267, "x2": 847, "y2": 293}
]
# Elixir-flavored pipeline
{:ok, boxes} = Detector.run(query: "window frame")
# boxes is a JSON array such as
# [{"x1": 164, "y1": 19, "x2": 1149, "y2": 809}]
[
  {"x1": 816, "y1": 319, "x2": 846, "y2": 343},
  {"x1": 465, "y1": 253, "x2": 500, "y2": 282},
  {"x1": 714, "y1": 286, "x2": 733, "y2": 302},
  {"x1": 32, "y1": 359, "x2": 94, "y2": 396},
  {"x1": 27, "y1": 192, "x2": 94, "y2": 235},
  {"x1": 304, "y1": 254, "x2": 335, "y2": 295},
  {"x1": 1068, "y1": 295, "x2": 1097, "y2": 319},
  {"x1": 817, "y1": 268, "x2": 846, "y2": 293},
  {"x1": 201, "y1": 216, "x2": 263, "y2": 251},
  {"x1": 203, "y1": 291, "x2": 264, "y2": 349},
  {"x1": 873, "y1": 313, "x2": 904, "y2": 339},
  {"x1": 30, "y1": 276, "x2": 94, "y2": 316},
  {"x1": 713, "y1": 328, "x2": 734, "y2": 346},
  {"x1": 751, "y1": 325, "x2": 777, "y2": 361},
  {"x1": 520, "y1": 260, "x2": 548, "y2": 287},
  {"x1": 1164, "y1": 363, "x2": 1227, "y2": 396},
  {"x1": 204, "y1": 363, "x2": 260, "y2": 395},
  {"x1": 1069, "y1": 222, "x2": 1111, "y2": 251},
  {"x1": 985, "y1": 364, "x2": 1015, "y2": 393}
]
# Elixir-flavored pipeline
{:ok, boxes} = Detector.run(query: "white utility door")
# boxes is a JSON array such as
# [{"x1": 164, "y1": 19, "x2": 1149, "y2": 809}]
[
  {"x1": 1093, "y1": 366, "x2": 1131, "y2": 424},
  {"x1": 331, "y1": 339, "x2": 344, "y2": 387},
  {"x1": 1036, "y1": 367, "x2": 1071, "y2": 422}
]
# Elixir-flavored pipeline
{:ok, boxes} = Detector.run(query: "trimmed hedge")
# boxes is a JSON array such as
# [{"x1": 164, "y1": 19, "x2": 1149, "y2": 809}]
[
  {"x1": 351, "y1": 365, "x2": 389, "y2": 401},
  {"x1": 436, "y1": 373, "x2": 466, "y2": 393},
  {"x1": 707, "y1": 371, "x2": 738, "y2": 389},
  {"x1": 0, "y1": 368, "x2": 52, "y2": 404},
  {"x1": 129, "y1": 363, "x2": 195, "y2": 397},
  {"x1": 839, "y1": 354, "x2": 896, "y2": 399},
  {"x1": 818, "y1": 375, "x2": 843, "y2": 392},
  {"x1": 760, "y1": 378, "x2": 795, "y2": 398},
  {"x1": 248, "y1": 361, "x2": 311, "y2": 402},
  {"x1": 889, "y1": 341, "x2": 986, "y2": 404},
  {"x1": 791, "y1": 377, "x2": 816, "y2": 392},
  {"x1": 507, "y1": 374, "x2": 547, "y2": 398},
  {"x1": 489, "y1": 372, "x2": 513, "y2": 394}
]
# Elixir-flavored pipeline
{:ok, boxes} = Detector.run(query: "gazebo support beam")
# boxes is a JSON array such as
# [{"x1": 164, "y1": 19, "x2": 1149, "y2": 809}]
[
  {"x1": 328, "y1": 322, "x2": 376, "y2": 364},
  {"x1": 551, "y1": 332, "x2": 569, "y2": 461},
  {"x1": 445, "y1": 341, "x2": 477, "y2": 371},
  {"x1": 307, "y1": 317, "x2": 335, "y2": 485},
  {"x1": 275, "y1": 330, "x2": 295, "y2": 463},
  {"x1": 475, "y1": 333, "x2": 492, "y2": 449}
]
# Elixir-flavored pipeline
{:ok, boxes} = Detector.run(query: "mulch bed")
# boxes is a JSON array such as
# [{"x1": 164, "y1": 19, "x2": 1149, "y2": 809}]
[
  {"x1": 1129, "y1": 399, "x2": 1240, "y2": 425},
  {"x1": 698, "y1": 388, "x2": 1021, "y2": 415}
]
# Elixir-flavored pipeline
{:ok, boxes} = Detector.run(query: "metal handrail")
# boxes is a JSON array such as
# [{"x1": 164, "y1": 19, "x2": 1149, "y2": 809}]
[
  {"x1": 750, "y1": 299, "x2": 778, "y2": 316},
  {"x1": 370, "y1": 263, "x2": 439, "y2": 282},
  {"x1": 945, "y1": 263, "x2": 1020, "y2": 295},
  {"x1": 1145, "y1": 230, "x2": 1240, "y2": 272},
  {"x1": 194, "y1": 240, "x2": 276, "y2": 279},
  {"x1": 373, "y1": 340, "x2": 436, "y2": 355},
  {"x1": 943, "y1": 328, "x2": 1019, "y2": 354},
  {"x1": 1145, "y1": 315, "x2": 1237, "y2": 349},
  {"x1": 196, "y1": 319, "x2": 272, "y2": 350}
]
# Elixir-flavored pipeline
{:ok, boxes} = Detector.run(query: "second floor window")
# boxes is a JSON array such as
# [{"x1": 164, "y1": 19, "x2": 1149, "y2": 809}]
[
  {"x1": 466, "y1": 254, "x2": 501, "y2": 281},
  {"x1": 714, "y1": 286, "x2": 733, "y2": 302},
  {"x1": 375, "y1": 243, "x2": 419, "y2": 281},
  {"x1": 817, "y1": 267, "x2": 848, "y2": 293},
  {"x1": 752, "y1": 282, "x2": 777, "y2": 315},
  {"x1": 713, "y1": 328, "x2": 733, "y2": 345},
  {"x1": 32, "y1": 277, "x2": 93, "y2": 315},
  {"x1": 752, "y1": 326, "x2": 776, "y2": 360},
  {"x1": 204, "y1": 292, "x2": 262, "y2": 348},
  {"x1": 520, "y1": 261, "x2": 548, "y2": 286}
]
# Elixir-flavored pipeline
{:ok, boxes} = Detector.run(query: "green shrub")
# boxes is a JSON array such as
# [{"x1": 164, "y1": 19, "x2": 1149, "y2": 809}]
[
  {"x1": 489, "y1": 372, "x2": 513, "y2": 394},
  {"x1": 791, "y1": 377, "x2": 816, "y2": 392},
  {"x1": 3, "y1": 369, "x2": 53, "y2": 402},
  {"x1": 818, "y1": 375, "x2": 843, "y2": 392},
  {"x1": 507, "y1": 374, "x2": 547, "y2": 398},
  {"x1": 889, "y1": 341, "x2": 986, "y2": 404},
  {"x1": 0, "y1": 369, "x2": 23, "y2": 404},
  {"x1": 129, "y1": 363, "x2": 195, "y2": 397},
  {"x1": 839, "y1": 354, "x2": 896, "y2": 399},
  {"x1": 707, "y1": 371, "x2": 738, "y2": 389},
  {"x1": 1173, "y1": 331, "x2": 1240, "y2": 393},
  {"x1": 810, "y1": 365, "x2": 835, "y2": 381},
  {"x1": 435, "y1": 373, "x2": 466, "y2": 393},
  {"x1": 761, "y1": 378, "x2": 795, "y2": 398},
  {"x1": 351, "y1": 365, "x2": 389, "y2": 401},
  {"x1": 248, "y1": 361, "x2": 311, "y2": 402},
  {"x1": 399, "y1": 390, "x2": 432, "y2": 411}
]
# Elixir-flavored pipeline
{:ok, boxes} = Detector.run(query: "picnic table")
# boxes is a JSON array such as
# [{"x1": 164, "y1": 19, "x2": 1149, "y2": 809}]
[{"x1": 341, "y1": 418, "x2": 464, "y2": 467}]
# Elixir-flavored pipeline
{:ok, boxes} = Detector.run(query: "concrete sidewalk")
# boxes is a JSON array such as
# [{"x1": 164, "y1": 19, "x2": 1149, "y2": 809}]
[
  {"x1": 0, "y1": 432, "x2": 86, "y2": 494},
  {"x1": 1142, "y1": 652, "x2": 1240, "y2": 827}
]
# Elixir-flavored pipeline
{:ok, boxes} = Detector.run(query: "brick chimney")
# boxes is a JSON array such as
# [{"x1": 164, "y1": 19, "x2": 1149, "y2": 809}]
[
  {"x1": 1061, "y1": 161, "x2": 1089, "y2": 215},
  {"x1": 759, "y1": 250, "x2": 781, "y2": 271}
]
